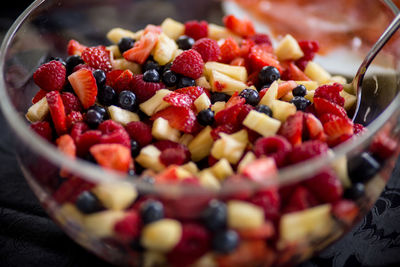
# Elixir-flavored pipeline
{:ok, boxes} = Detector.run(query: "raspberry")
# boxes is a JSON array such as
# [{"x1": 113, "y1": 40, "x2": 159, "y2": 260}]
[
  {"x1": 192, "y1": 38, "x2": 221, "y2": 62},
  {"x1": 125, "y1": 121, "x2": 153, "y2": 147},
  {"x1": 250, "y1": 189, "x2": 280, "y2": 220},
  {"x1": 289, "y1": 140, "x2": 329, "y2": 164},
  {"x1": 250, "y1": 33, "x2": 272, "y2": 45},
  {"x1": 283, "y1": 186, "x2": 319, "y2": 213},
  {"x1": 61, "y1": 92, "x2": 83, "y2": 114},
  {"x1": 33, "y1": 60, "x2": 66, "y2": 91},
  {"x1": 66, "y1": 111, "x2": 84, "y2": 129},
  {"x1": 167, "y1": 223, "x2": 211, "y2": 267},
  {"x1": 220, "y1": 37, "x2": 241, "y2": 63},
  {"x1": 153, "y1": 140, "x2": 190, "y2": 159},
  {"x1": 354, "y1": 123, "x2": 367, "y2": 135},
  {"x1": 100, "y1": 129, "x2": 131, "y2": 149},
  {"x1": 171, "y1": 49, "x2": 204, "y2": 80},
  {"x1": 53, "y1": 176, "x2": 94, "y2": 204},
  {"x1": 295, "y1": 40, "x2": 319, "y2": 70},
  {"x1": 114, "y1": 211, "x2": 141, "y2": 241},
  {"x1": 184, "y1": 20, "x2": 208, "y2": 40},
  {"x1": 75, "y1": 130, "x2": 102, "y2": 156},
  {"x1": 314, "y1": 83, "x2": 345, "y2": 107},
  {"x1": 254, "y1": 136, "x2": 292, "y2": 167},
  {"x1": 70, "y1": 122, "x2": 89, "y2": 143},
  {"x1": 174, "y1": 86, "x2": 208, "y2": 101},
  {"x1": 32, "y1": 89, "x2": 48, "y2": 104},
  {"x1": 131, "y1": 74, "x2": 165, "y2": 103},
  {"x1": 160, "y1": 147, "x2": 189, "y2": 166},
  {"x1": 98, "y1": 120, "x2": 125, "y2": 134},
  {"x1": 30, "y1": 121, "x2": 53, "y2": 141},
  {"x1": 81, "y1": 46, "x2": 112, "y2": 72},
  {"x1": 370, "y1": 131, "x2": 398, "y2": 160},
  {"x1": 305, "y1": 169, "x2": 343, "y2": 203}
]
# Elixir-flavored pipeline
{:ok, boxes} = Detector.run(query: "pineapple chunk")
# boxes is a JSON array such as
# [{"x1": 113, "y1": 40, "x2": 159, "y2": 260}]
[
  {"x1": 136, "y1": 145, "x2": 165, "y2": 172},
  {"x1": 143, "y1": 251, "x2": 167, "y2": 267},
  {"x1": 178, "y1": 133, "x2": 194, "y2": 146},
  {"x1": 280, "y1": 204, "x2": 333, "y2": 243},
  {"x1": 175, "y1": 167, "x2": 193, "y2": 179},
  {"x1": 199, "y1": 170, "x2": 221, "y2": 191},
  {"x1": 209, "y1": 70, "x2": 248, "y2": 95},
  {"x1": 26, "y1": 97, "x2": 49, "y2": 122},
  {"x1": 237, "y1": 151, "x2": 256, "y2": 173},
  {"x1": 161, "y1": 18, "x2": 185, "y2": 40},
  {"x1": 84, "y1": 210, "x2": 125, "y2": 238},
  {"x1": 210, "y1": 158, "x2": 234, "y2": 181},
  {"x1": 188, "y1": 126, "x2": 213, "y2": 162},
  {"x1": 259, "y1": 81, "x2": 278, "y2": 106},
  {"x1": 92, "y1": 182, "x2": 138, "y2": 210},
  {"x1": 211, "y1": 101, "x2": 226, "y2": 114},
  {"x1": 181, "y1": 161, "x2": 199, "y2": 174},
  {"x1": 192, "y1": 253, "x2": 217, "y2": 267},
  {"x1": 111, "y1": 59, "x2": 141, "y2": 74},
  {"x1": 107, "y1": 105, "x2": 139, "y2": 126},
  {"x1": 107, "y1": 28, "x2": 141, "y2": 43},
  {"x1": 230, "y1": 129, "x2": 249, "y2": 143},
  {"x1": 194, "y1": 93, "x2": 211, "y2": 112},
  {"x1": 153, "y1": 33, "x2": 178, "y2": 65},
  {"x1": 141, "y1": 219, "x2": 182, "y2": 252},
  {"x1": 196, "y1": 76, "x2": 211, "y2": 90},
  {"x1": 270, "y1": 100, "x2": 297, "y2": 122},
  {"x1": 304, "y1": 61, "x2": 331, "y2": 84},
  {"x1": 331, "y1": 155, "x2": 352, "y2": 188},
  {"x1": 328, "y1": 75, "x2": 347, "y2": 85},
  {"x1": 296, "y1": 80, "x2": 319, "y2": 91},
  {"x1": 205, "y1": 62, "x2": 248, "y2": 82},
  {"x1": 208, "y1": 23, "x2": 242, "y2": 43},
  {"x1": 227, "y1": 200, "x2": 265, "y2": 230},
  {"x1": 305, "y1": 90, "x2": 315, "y2": 102},
  {"x1": 211, "y1": 132, "x2": 247, "y2": 164},
  {"x1": 275, "y1": 34, "x2": 304, "y2": 61},
  {"x1": 152, "y1": 117, "x2": 181, "y2": 142},
  {"x1": 281, "y1": 92, "x2": 294, "y2": 102},
  {"x1": 107, "y1": 45, "x2": 121, "y2": 59},
  {"x1": 139, "y1": 89, "x2": 171, "y2": 116},
  {"x1": 341, "y1": 90, "x2": 357, "y2": 110},
  {"x1": 57, "y1": 203, "x2": 84, "y2": 226},
  {"x1": 243, "y1": 110, "x2": 281, "y2": 137}
]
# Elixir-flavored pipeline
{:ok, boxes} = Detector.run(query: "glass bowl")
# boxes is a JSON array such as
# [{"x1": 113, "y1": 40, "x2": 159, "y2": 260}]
[{"x1": 1, "y1": 0, "x2": 400, "y2": 266}]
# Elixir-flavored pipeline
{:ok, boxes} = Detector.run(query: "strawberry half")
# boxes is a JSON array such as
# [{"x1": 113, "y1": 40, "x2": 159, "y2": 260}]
[
  {"x1": 106, "y1": 69, "x2": 124, "y2": 88},
  {"x1": 241, "y1": 157, "x2": 278, "y2": 182},
  {"x1": 33, "y1": 60, "x2": 66, "y2": 92},
  {"x1": 220, "y1": 37, "x2": 241, "y2": 63},
  {"x1": 67, "y1": 39, "x2": 87, "y2": 56},
  {"x1": 32, "y1": 89, "x2": 48, "y2": 104},
  {"x1": 56, "y1": 134, "x2": 76, "y2": 158},
  {"x1": 30, "y1": 121, "x2": 52, "y2": 141},
  {"x1": 323, "y1": 117, "x2": 354, "y2": 143},
  {"x1": 90, "y1": 143, "x2": 132, "y2": 172},
  {"x1": 123, "y1": 31, "x2": 159, "y2": 64},
  {"x1": 151, "y1": 106, "x2": 196, "y2": 133},
  {"x1": 174, "y1": 86, "x2": 208, "y2": 101},
  {"x1": 248, "y1": 44, "x2": 282, "y2": 73},
  {"x1": 46, "y1": 91, "x2": 67, "y2": 135},
  {"x1": 81, "y1": 46, "x2": 112, "y2": 72},
  {"x1": 314, "y1": 83, "x2": 345, "y2": 107},
  {"x1": 304, "y1": 113, "x2": 325, "y2": 140},
  {"x1": 113, "y1": 69, "x2": 134, "y2": 93},
  {"x1": 215, "y1": 94, "x2": 246, "y2": 126},
  {"x1": 68, "y1": 68, "x2": 98, "y2": 109},
  {"x1": 281, "y1": 61, "x2": 310, "y2": 81},
  {"x1": 278, "y1": 111, "x2": 304, "y2": 146},
  {"x1": 163, "y1": 92, "x2": 193, "y2": 108},
  {"x1": 223, "y1": 15, "x2": 256, "y2": 37},
  {"x1": 313, "y1": 97, "x2": 347, "y2": 118}
]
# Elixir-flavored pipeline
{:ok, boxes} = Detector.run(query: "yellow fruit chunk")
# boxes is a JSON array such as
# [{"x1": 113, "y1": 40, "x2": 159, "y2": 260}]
[
  {"x1": 136, "y1": 145, "x2": 165, "y2": 172},
  {"x1": 26, "y1": 97, "x2": 49, "y2": 122},
  {"x1": 275, "y1": 34, "x2": 304, "y2": 61},
  {"x1": 243, "y1": 110, "x2": 281, "y2": 137},
  {"x1": 92, "y1": 182, "x2": 138, "y2": 210},
  {"x1": 188, "y1": 126, "x2": 213, "y2": 162},
  {"x1": 304, "y1": 61, "x2": 331, "y2": 84},
  {"x1": 84, "y1": 210, "x2": 125, "y2": 238},
  {"x1": 227, "y1": 200, "x2": 265, "y2": 230},
  {"x1": 205, "y1": 62, "x2": 248, "y2": 82},
  {"x1": 141, "y1": 219, "x2": 182, "y2": 252},
  {"x1": 107, "y1": 105, "x2": 139, "y2": 126},
  {"x1": 152, "y1": 117, "x2": 181, "y2": 142},
  {"x1": 161, "y1": 18, "x2": 185, "y2": 40}
]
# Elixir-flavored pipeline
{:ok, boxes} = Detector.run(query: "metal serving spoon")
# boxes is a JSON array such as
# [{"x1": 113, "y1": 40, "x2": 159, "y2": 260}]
[{"x1": 351, "y1": 11, "x2": 400, "y2": 121}]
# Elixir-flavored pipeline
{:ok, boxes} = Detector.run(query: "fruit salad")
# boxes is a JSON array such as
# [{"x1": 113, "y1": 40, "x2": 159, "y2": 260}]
[{"x1": 25, "y1": 15, "x2": 398, "y2": 266}]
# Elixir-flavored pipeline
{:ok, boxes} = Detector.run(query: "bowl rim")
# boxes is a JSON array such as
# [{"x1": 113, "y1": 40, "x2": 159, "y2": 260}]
[{"x1": 1, "y1": 0, "x2": 400, "y2": 194}]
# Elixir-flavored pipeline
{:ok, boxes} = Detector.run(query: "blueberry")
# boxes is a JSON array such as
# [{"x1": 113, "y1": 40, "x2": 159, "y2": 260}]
[
  {"x1": 197, "y1": 108, "x2": 215, "y2": 126},
  {"x1": 89, "y1": 104, "x2": 107, "y2": 118},
  {"x1": 162, "y1": 62, "x2": 173, "y2": 73},
  {"x1": 85, "y1": 109, "x2": 103, "y2": 128},
  {"x1": 141, "y1": 175, "x2": 155, "y2": 185},
  {"x1": 143, "y1": 69, "x2": 161, "y2": 83},
  {"x1": 177, "y1": 76, "x2": 195, "y2": 89},
  {"x1": 347, "y1": 152, "x2": 381, "y2": 183},
  {"x1": 292, "y1": 84, "x2": 307, "y2": 97},
  {"x1": 143, "y1": 60, "x2": 161, "y2": 73},
  {"x1": 210, "y1": 92, "x2": 229, "y2": 103},
  {"x1": 176, "y1": 35, "x2": 195, "y2": 50},
  {"x1": 212, "y1": 230, "x2": 240, "y2": 254},
  {"x1": 128, "y1": 169, "x2": 136, "y2": 177},
  {"x1": 98, "y1": 85, "x2": 117, "y2": 106},
  {"x1": 92, "y1": 69, "x2": 106, "y2": 89},
  {"x1": 118, "y1": 37, "x2": 135, "y2": 54},
  {"x1": 162, "y1": 70, "x2": 178, "y2": 87},
  {"x1": 344, "y1": 183, "x2": 365, "y2": 200},
  {"x1": 239, "y1": 89, "x2": 259, "y2": 106},
  {"x1": 65, "y1": 55, "x2": 84, "y2": 74},
  {"x1": 118, "y1": 90, "x2": 137, "y2": 111},
  {"x1": 290, "y1": 96, "x2": 311, "y2": 111},
  {"x1": 75, "y1": 191, "x2": 103, "y2": 214},
  {"x1": 258, "y1": 66, "x2": 280, "y2": 86},
  {"x1": 140, "y1": 200, "x2": 164, "y2": 224},
  {"x1": 202, "y1": 200, "x2": 227, "y2": 231},
  {"x1": 255, "y1": 104, "x2": 273, "y2": 117},
  {"x1": 131, "y1": 139, "x2": 141, "y2": 157}
]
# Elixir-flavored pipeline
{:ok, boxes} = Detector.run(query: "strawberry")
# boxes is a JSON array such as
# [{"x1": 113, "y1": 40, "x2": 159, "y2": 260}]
[
  {"x1": 237, "y1": 104, "x2": 253, "y2": 125},
  {"x1": 283, "y1": 186, "x2": 319, "y2": 213},
  {"x1": 314, "y1": 83, "x2": 345, "y2": 107},
  {"x1": 98, "y1": 120, "x2": 125, "y2": 134},
  {"x1": 123, "y1": 31, "x2": 159, "y2": 64},
  {"x1": 75, "y1": 130, "x2": 102, "y2": 156},
  {"x1": 192, "y1": 38, "x2": 221, "y2": 62},
  {"x1": 313, "y1": 97, "x2": 348, "y2": 118},
  {"x1": 30, "y1": 121, "x2": 53, "y2": 141},
  {"x1": 318, "y1": 113, "x2": 341, "y2": 124},
  {"x1": 281, "y1": 61, "x2": 310, "y2": 81},
  {"x1": 214, "y1": 94, "x2": 246, "y2": 126},
  {"x1": 67, "y1": 39, "x2": 87, "y2": 56},
  {"x1": 332, "y1": 200, "x2": 359, "y2": 225},
  {"x1": 100, "y1": 129, "x2": 131, "y2": 148},
  {"x1": 81, "y1": 46, "x2": 112, "y2": 72},
  {"x1": 56, "y1": 134, "x2": 76, "y2": 158},
  {"x1": 160, "y1": 147, "x2": 190, "y2": 166},
  {"x1": 66, "y1": 111, "x2": 84, "y2": 129},
  {"x1": 171, "y1": 49, "x2": 204, "y2": 80},
  {"x1": 114, "y1": 211, "x2": 142, "y2": 241},
  {"x1": 174, "y1": 86, "x2": 208, "y2": 101},
  {"x1": 305, "y1": 169, "x2": 343, "y2": 203},
  {"x1": 163, "y1": 92, "x2": 193, "y2": 108},
  {"x1": 239, "y1": 39, "x2": 255, "y2": 58},
  {"x1": 277, "y1": 80, "x2": 298, "y2": 99},
  {"x1": 53, "y1": 176, "x2": 94, "y2": 204},
  {"x1": 151, "y1": 106, "x2": 197, "y2": 133},
  {"x1": 278, "y1": 111, "x2": 304, "y2": 146},
  {"x1": 230, "y1": 57, "x2": 246, "y2": 67},
  {"x1": 323, "y1": 117, "x2": 354, "y2": 143},
  {"x1": 250, "y1": 33, "x2": 272, "y2": 45},
  {"x1": 154, "y1": 140, "x2": 190, "y2": 154},
  {"x1": 237, "y1": 222, "x2": 275, "y2": 240},
  {"x1": 125, "y1": 121, "x2": 153, "y2": 147},
  {"x1": 250, "y1": 189, "x2": 280, "y2": 220},
  {"x1": 304, "y1": 113, "x2": 324, "y2": 140},
  {"x1": 61, "y1": 92, "x2": 83, "y2": 114},
  {"x1": 131, "y1": 74, "x2": 165, "y2": 103},
  {"x1": 68, "y1": 68, "x2": 98, "y2": 109},
  {"x1": 295, "y1": 40, "x2": 319, "y2": 70},
  {"x1": 241, "y1": 157, "x2": 278, "y2": 182},
  {"x1": 220, "y1": 37, "x2": 241, "y2": 63},
  {"x1": 113, "y1": 69, "x2": 134, "y2": 93},
  {"x1": 90, "y1": 143, "x2": 132, "y2": 172},
  {"x1": 32, "y1": 89, "x2": 48, "y2": 104},
  {"x1": 253, "y1": 136, "x2": 292, "y2": 167},
  {"x1": 289, "y1": 140, "x2": 328, "y2": 164},
  {"x1": 223, "y1": 15, "x2": 256, "y2": 37},
  {"x1": 354, "y1": 123, "x2": 367, "y2": 136},
  {"x1": 154, "y1": 167, "x2": 180, "y2": 183},
  {"x1": 105, "y1": 69, "x2": 124, "y2": 88},
  {"x1": 184, "y1": 20, "x2": 208, "y2": 40},
  {"x1": 210, "y1": 123, "x2": 238, "y2": 140},
  {"x1": 248, "y1": 44, "x2": 282, "y2": 73},
  {"x1": 33, "y1": 60, "x2": 66, "y2": 92},
  {"x1": 46, "y1": 91, "x2": 67, "y2": 135}
]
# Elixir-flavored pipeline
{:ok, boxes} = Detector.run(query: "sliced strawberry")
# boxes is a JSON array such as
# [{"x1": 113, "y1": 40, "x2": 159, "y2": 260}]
[
  {"x1": 66, "y1": 111, "x2": 84, "y2": 130},
  {"x1": 241, "y1": 157, "x2": 278, "y2": 182},
  {"x1": 114, "y1": 211, "x2": 141, "y2": 241},
  {"x1": 131, "y1": 74, "x2": 165, "y2": 103},
  {"x1": 313, "y1": 97, "x2": 348, "y2": 118},
  {"x1": 174, "y1": 86, "x2": 207, "y2": 101},
  {"x1": 278, "y1": 111, "x2": 304, "y2": 146},
  {"x1": 250, "y1": 33, "x2": 272, "y2": 45},
  {"x1": 315, "y1": 83, "x2": 345, "y2": 107},
  {"x1": 304, "y1": 113, "x2": 324, "y2": 140},
  {"x1": 76, "y1": 130, "x2": 102, "y2": 156},
  {"x1": 68, "y1": 68, "x2": 98, "y2": 109},
  {"x1": 163, "y1": 92, "x2": 193, "y2": 108},
  {"x1": 113, "y1": 69, "x2": 134, "y2": 93},
  {"x1": 319, "y1": 113, "x2": 341, "y2": 124},
  {"x1": 32, "y1": 89, "x2": 48, "y2": 104},
  {"x1": 354, "y1": 123, "x2": 367, "y2": 136},
  {"x1": 70, "y1": 122, "x2": 89, "y2": 143},
  {"x1": 277, "y1": 80, "x2": 298, "y2": 99},
  {"x1": 67, "y1": 39, "x2": 87, "y2": 56},
  {"x1": 237, "y1": 104, "x2": 253, "y2": 125},
  {"x1": 370, "y1": 130, "x2": 397, "y2": 159},
  {"x1": 123, "y1": 31, "x2": 159, "y2": 64},
  {"x1": 98, "y1": 120, "x2": 125, "y2": 134},
  {"x1": 237, "y1": 222, "x2": 275, "y2": 240},
  {"x1": 323, "y1": 117, "x2": 354, "y2": 143},
  {"x1": 30, "y1": 121, "x2": 52, "y2": 141},
  {"x1": 214, "y1": 94, "x2": 246, "y2": 126},
  {"x1": 33, "y1": 60, "x2": 66, "y2": 92},
  {"x1": 289, "y1": 140, "x2": 328, "y2": 164},
  {"x1": 223, "y1": 15, "x2": 256, "y2": 37},
  {"x1": 81, "y1": 46, "x2": 112, "y2": 72},
  {"x1": 240, "y1": 39, "x2": 255, "y2": 58},
  {"x1": 100, "y1": 129, "x2": 131, "y2": 148},
  {"x1": 151, "y1": 106, "x2": 196, "y2": 133},
  {"x1": 56, "y1": 134, "x2": 76, "y2": 158},
  {"x1": 210, "y1": 123, "x2": 238, "y2": 140},
  {"x1": 46, "y1": 91, "x2": 67, "y2": 135},
  {"x1": 90, "y1": 143, "x2": 132, "y2": 172},
  {"x1": 281, "y1": 61, "x2": 311, "y2": 81},
  {"x1": 250, "y1": 189, "x2": 280, "y2": 220},
  {"x1": 220, "y1": 37, "x2": 241, "y2": 63},
  {"x1": 106, "y1": 69, "x2": 124, "y2": 88},
  {"x1": 230, "y1": 57, "x2": 246, "y2": 67},
  {"x1": 248, "y1": 44, "x2": 282, "y2": 73},
  {"x1": 332, "y1": 200, "x2": 359, "y2": 225},
  {"x1": 73, "y1": 64, "x2": 95, "y2": 72}
]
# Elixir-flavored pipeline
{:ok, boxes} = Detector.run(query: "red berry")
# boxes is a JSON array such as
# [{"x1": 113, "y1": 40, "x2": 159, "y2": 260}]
[
  {"x1": 160, "y1": 147, "x2": 189, "y2": 166},
  {"x1": 304, "y1": 113, "x2": 324, "y2": 140},
  {"x1": 174, "y1": 86, "x2": 208, "y2": 101},
  {"x1": 354, "y1": 123, "x2": 367, "y2": 136},
  {"x1": 370, "y1": 131, "x2": 398, "y2": 160},
  {"x1": 289, "y1": 140, "x2": 329, "y2": 164},
  {"x1": 98, "y1": 120, "x2": 125, "y2": 134},
  {"x1": 100, "y1": 129, "x2": 131, "y2": 149},
  {"x1": 298, "y1": 40, "x2": 319, "y2": 61},
  {"x1": 32, "y1": 89, "x2": 48, "y2": 104},
  {"x1": 114, "y1": 211, "x2": 141, "y2": 241},
  {"x1": 184, "y1": 20, "x2": 208, "y2": 40},
  {"x1": 305, "y1": 169, "x2": 343, "y2": 203},
  {"x1": 113, "y1": 69, "x2": 134, "y2": 93},
  {"x1": 248, "y1": 44, "x2": 282, "y2": 73},
  {"x1": 75, "y1": 130, "x2": 102, "y2": 156},
  {"x1": 332, "y1": 200, "x2": 359, "y2": 225},
  {"x1": 192, "y1": 38, "x2": 221, "y2": 62},
  {"x1": 90, "y1": 143, "x2": 132, "y2": 172},
  {"x1": 131, "y1": 74, "x2": 165, "y2": 103},
  {"x1": 30, "y1": 121, "x2": 53, "y2": 141},
  {"x1": 125, "y1": 121, "x2": 153, "y2": 147},
  {"x1": 283, "y1": 186, "x2": 319, "y2": 213},
  {"x1": 73, "y1": 64, "x2": 95, "y2": 72},
  {"x1": 106, "y1": 69, "x2": 124, "y2": 88},
  {"x1": 151, "y1": 106, "x2": 197, "y2": 133},
  {"x1": 319, "y1": 113, "x2": 341, "y2": 124},
  {"x1": 46, "y1": 91, "x2": 67, "y2": 135},
  {"x1": 223, "y1": 15, "x2": 255, "y2": 37},
  {"x1": 67, "y1": 39, "x2": 87, "y2": 56},
  {"x1": 53, "y1": 176, "x2": 94, "y2": 204},
  {"x1": 66, "y1": 111, "x2": 84, "y2": 130},
  {"x1": 314, "y1": 83, "x2": 345, "y2": 107},
  {"x1": 70, "y1": 122, "x2": 89, "y2": 142},
  {"x1": 323, "y1": 117, "x2": 354, "y2": 145},
  {"x1": 220, "y1": 37, "x2": 241, "y2": 63},
  {"x1": 33, "y1": 60, "x2": 66, "y2": 92},
  {"x1": 281, "y1": 61, "x2": 310, "y2": 81},
  {"x1": 241, "y1": 157, "x2": 278, "y2": 182},
  {"x1": 56, "y1": 134, "x2": 76, "y2": 158},
  {"x1": 214, "y1": 94, "x2": 246, "y2": 126},
  {"x1": 123, "y1": 31, "x2": 159, "y2": 64},
  {"x1": 278, "y1": 111, "x2": 304, "y2": 146},
  {"x1": 68, "y1": 68, "x2": 98, "y2": 109},
  {"x1": 250, "y1": 189, "x2": 280, "y2": 220},
  {"x1": 313, "y1": 97, "x2": 348, "y2": 118},
  {"x1": 211, "y1": 123, "x2": 238, "y2": 141},
  {"x1": 171, "y1": 49, "x2": 204, "y2": 80},
  {"x1": 250, "y1": 33, "x2": 272, "y2": 45},
  {"x1": 61, "y1": 92, "x2": 83, "y2": 114},
  {"x1": 81, "y1": 46, "x2": 112, "y2": 72},
  {"x1": 237, "y1": 104, "x2": 253, "y2": 125},
  {"x1": 253, "y1": 136, "x2": 292, "y2": 167},
  {"x1": 153, "y1": 140, "x2": 190, "y2": 158},
  {"x1": 163, "y1": 92, "x2": 193, "y2": 108}
]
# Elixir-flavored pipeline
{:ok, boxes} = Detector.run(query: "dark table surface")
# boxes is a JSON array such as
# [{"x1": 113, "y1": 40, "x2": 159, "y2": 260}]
[{"x1": 2, "y1": 2, "x2": 400, "y2": 267}]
